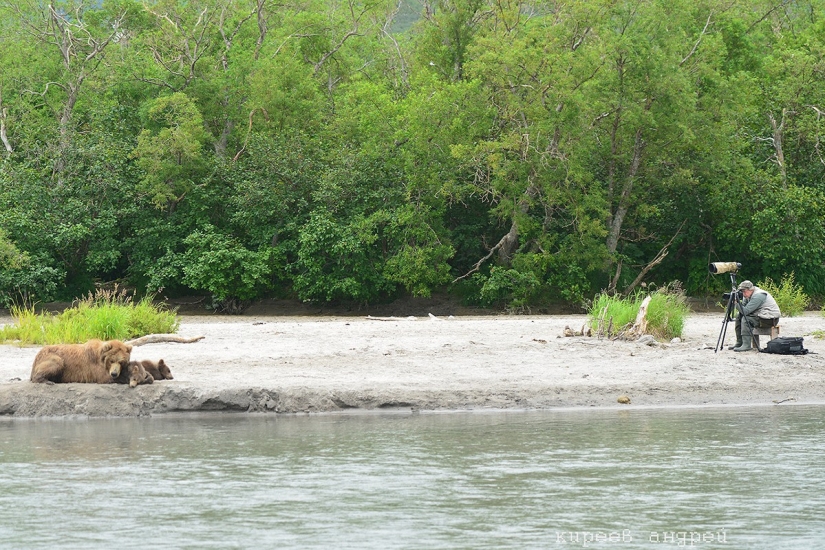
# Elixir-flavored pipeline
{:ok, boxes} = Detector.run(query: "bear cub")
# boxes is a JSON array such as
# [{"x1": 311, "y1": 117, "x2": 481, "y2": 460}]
[{"x1": 139, "y1": 359, "x2": 174, "y2": 381}]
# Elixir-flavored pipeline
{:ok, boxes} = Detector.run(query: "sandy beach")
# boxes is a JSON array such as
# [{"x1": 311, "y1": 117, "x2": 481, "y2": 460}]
[{"x1": 1, "y1": 307, "x2": 824, "y2": 417}]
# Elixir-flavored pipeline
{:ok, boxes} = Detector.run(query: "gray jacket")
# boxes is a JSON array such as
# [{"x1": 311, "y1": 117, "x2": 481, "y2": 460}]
[{"x1": 741, "y1": 286, "x2": 781, "y2": 319}]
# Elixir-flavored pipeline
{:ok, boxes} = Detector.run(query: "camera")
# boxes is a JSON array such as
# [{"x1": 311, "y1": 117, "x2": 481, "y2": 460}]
[
  {"x1": 709, "y1": 262, "x2": 742, "y2": 274},
  {"x1": 722, "y1": 291, "x2": 743, "y2": 302}
]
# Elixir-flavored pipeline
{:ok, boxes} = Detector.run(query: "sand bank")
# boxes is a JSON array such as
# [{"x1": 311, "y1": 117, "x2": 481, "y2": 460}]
[{"x1": 1, "y1": 311, "x2": 824, "y2": 417}]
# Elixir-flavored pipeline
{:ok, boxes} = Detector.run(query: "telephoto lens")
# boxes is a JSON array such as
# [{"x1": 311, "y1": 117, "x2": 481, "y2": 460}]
[{"x1": 708, "y1": 262, "x2": 741, "y2": 274}]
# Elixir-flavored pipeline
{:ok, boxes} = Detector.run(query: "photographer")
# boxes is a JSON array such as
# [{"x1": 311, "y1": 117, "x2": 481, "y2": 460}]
[{"x1": 732, "y1": 280, "x2": 781, "y2": 352}]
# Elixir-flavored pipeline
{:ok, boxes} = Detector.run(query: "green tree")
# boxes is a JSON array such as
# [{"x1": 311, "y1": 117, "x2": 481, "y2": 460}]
[
  {"x1": 0, "y1": 0, "x2": 130, "y2": 177},
  {"x1": 182, "y1": 225, "x2": 275, "y2": 313},
  {"x1": 0, "y1": 228, "x2": 26, "y2": 270},
  {"x1": 132, "y1": 92, "x2": 209, "y2": 209}
]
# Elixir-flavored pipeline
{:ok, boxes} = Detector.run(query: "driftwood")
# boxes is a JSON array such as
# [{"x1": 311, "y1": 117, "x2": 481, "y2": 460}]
[
  {"x1": 595, "y1": 306, "x2": 610, "y2": 339},
  {"x1": 623, "y1": 295, "x2": 652, "y2": 339},
  {"x1": 366, "y1": 315, "x2": 417, "y2": 321},
  {"x1": 562, "y1": 324, "x2": 592, "y2": 337},
  {"x1": 125, "y1": 334, "x2": 205, "y2": 347}
]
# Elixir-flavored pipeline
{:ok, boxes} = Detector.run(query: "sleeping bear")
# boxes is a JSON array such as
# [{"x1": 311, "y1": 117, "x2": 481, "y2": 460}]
[{"x1": 30, "y1": 339, "x2": 133, "y2": 384}]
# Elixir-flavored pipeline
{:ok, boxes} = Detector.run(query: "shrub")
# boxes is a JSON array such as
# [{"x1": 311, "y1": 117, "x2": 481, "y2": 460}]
[
  {"x1": 644, "y1": 285, "x2": 691, "y2": 340},
  {"x1": 588, "y1": 292, "x2": 638, "y2": 336},
  {"x1": 0, "y1": 244, "x2": 63, "y2": 309},
  {"x1": 588, "y1": 284, "x2": 690, "y2": 340},
  {"x1": 473, "y1": 267, "x2": 541, "y2": 310},
  {"x1": 0, "y1": 286, "x2": 179, "y2": 345},
  {"x1": 293, "y1": 210, "x2": 393, "y2": 304},
  {"x1": 757, "y1": 272, "x2": 809, "y2": 317},
  {"x1": 182, "y1": 227, "x2": 275, "y2": 314}
]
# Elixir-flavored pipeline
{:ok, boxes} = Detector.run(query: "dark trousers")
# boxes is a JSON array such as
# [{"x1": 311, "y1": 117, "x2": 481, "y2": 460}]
[{"x1": 735, "y1": 316, "x2": 778, "y2": 346}]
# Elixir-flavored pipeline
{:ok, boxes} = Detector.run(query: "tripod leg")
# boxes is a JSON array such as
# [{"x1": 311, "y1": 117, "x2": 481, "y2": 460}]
[{"x1": 715, "y1": 294, "x2": 735, "y2": 352}]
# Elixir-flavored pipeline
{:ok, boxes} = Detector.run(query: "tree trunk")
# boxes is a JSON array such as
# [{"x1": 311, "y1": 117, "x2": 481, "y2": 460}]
[
  {"x1": 451, "y1": 181, "x2": 540, "y2": 282},
  {"x1": 606, "y1": 127, "x2": 645, "y2": 256},
  {"x1": 768, "y1": 110, "x2": 790, "y2": 189},
  {"x1": 0, "y1": 107, "x2": 12, "y2": 154}
]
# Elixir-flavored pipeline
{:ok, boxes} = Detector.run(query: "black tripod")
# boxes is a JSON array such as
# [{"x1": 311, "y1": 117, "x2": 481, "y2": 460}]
[{"x1": 715, "y1": 272, "x2": 750, "y2": 353}]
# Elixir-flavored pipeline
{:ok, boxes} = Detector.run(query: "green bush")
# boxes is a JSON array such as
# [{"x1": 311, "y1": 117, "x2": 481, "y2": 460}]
[
  {"x1": 588, "y1": 292, "x2": 638, "y2": 336},
  {"x1": 473, "y1": 266, "x2": 541, "y2": 310},
  {"x1": 0, "y1": 287, "x2": 179, "y2": 345},
  {"x1": 182, "y1": 227, "x2": 275, "y2": 314},
  {"x1": 645, "y1": 287, "x2": 691, "y2": 340},
  {"x1": 293, "y1": 210, "x2": 394, "y2": 304},
  {"x1": 0, "y1": 261, "x2": 63, "y2": 308},
  {"x1": 757, "y1": 272, "x2": 809, "y2": 317},
  {"x1": 587, "y1": 284, "x2": 690, "y2": 340}
]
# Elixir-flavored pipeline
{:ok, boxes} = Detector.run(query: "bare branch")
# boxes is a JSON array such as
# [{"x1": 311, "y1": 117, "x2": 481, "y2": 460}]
[
  {"x1": 590, "y1": 110, "x2": 614, "y2": 128},
  {"x1": 254, "y1": 0, "x2": 268, "y2": 60},
  {"x1": 680, "y1": 13, "x2": 712, "y2": 66},
  {"x1": 622, "y1": 220, "x2": 687, "y2": 296},
  {"x1": 23, "y1": 80, "x2": 67, "y2": 97},
  {"x1": 381, "y1": 0, "x2": 409, "y2": 88},
  {"x1": 453, "y1": 179, "x2": 540, "y2": 283},
  {"x1": 452, "y1": 227, "x2": 513, "y2": 283},
  {"x1": 232, "y1": 108, "x2": 270, "y2": 162},
  {"x1": 141, "y1": 4, "x2": 180, "y2": 30},
  {"x1": 808, "y1": 105, "x2": 825, "y2": 166},
  {"x1": 746, "y1": 0, "x2": 792, "y2": 33},
  {"x1": 768, "y1": 109, "x2": 794, "y2": 188},
  {"x1": 311, "y1": 0, "x2": 386, "y2": 75},
  {"x1": 142, "y1": 3, "x2": 214, "y2": 88},
  {"x1": 571, "y1": 26, "x2": 591, "y2": 51},
  {"x1": 314, "y1": 29, "x2": 361, "y2": 75},
  {"x1": 218, "y1": 4, "x2": 255, "y2": 70}
]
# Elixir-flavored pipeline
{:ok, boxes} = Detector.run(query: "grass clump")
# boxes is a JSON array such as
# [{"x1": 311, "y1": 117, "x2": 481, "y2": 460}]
[
  {"x1": 0, "y1": 287, "x2": 179, "y2": 345},
  {"x1": 645, "y1": 288, "x2": 691, "y2": 340},
  {"x1": 588, "y1": 293, "x2": 638, "y2": 335},
  {"x1": 588, "y1": 283, "x2": 690, "y2": 340},
  {"x1": 757, "y1": 272, "x2": 809, "y2": 317}
]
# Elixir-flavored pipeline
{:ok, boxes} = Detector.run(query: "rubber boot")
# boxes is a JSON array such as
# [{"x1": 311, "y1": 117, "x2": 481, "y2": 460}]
[
  {"x1": 735, "y1": 318, "x2": 756, "y2": 351},
  {"x1": 728, "y1": 340, "x2": 742, "y2": 351},
  {"x1": 734, "y1": 331, "x2": 753, "y2": 351}
]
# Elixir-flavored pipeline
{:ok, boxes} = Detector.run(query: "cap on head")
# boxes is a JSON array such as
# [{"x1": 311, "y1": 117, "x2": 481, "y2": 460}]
[{"x1": 737, "y1": 280, "x2": 754, "y2": 290}]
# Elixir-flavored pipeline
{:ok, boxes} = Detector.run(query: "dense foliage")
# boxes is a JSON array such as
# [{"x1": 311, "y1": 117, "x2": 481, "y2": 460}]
[
  {"x1": 757, "y1": 272, "x2": 810, "y2": 316},
  {"x1": 1, "y1": 0, "x2": 824, "y2": 311}
]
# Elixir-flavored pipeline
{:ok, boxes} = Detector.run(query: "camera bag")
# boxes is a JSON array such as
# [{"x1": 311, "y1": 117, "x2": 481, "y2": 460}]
[{"x1": 761, "y1": 336, "x2": 808, "y2": 355}]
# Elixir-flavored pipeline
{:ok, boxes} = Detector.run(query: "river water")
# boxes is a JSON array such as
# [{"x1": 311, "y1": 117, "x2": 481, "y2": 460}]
[{"x1": 1, "y1": 405, "x2": 824, "y2": 549}]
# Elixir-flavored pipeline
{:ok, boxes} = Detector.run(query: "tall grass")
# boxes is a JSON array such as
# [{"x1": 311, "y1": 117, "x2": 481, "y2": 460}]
[
  {"x1": 757, "y1": 272, "x2": 809, "y2": 317},
  {"x1": 0, "y1": 287, "x2": 179, "y2": 345},
  {"x1": 588, "y1": 293, "x2": 638, "y2": 336},
  {"x1": 588, "y1": 284, "x2": 690, "y2": 340},
  {"x1": 645, "y1": 290, "x2": 690, "y2": 340}
]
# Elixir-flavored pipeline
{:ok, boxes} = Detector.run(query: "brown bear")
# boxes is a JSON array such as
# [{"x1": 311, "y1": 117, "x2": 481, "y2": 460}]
[
  {"x1": 115, "y1": 361, "x2": 155, "y2": 387},
  {"x1": 30, "y1": 339, "x2": 133, "y2": 384},
  {"x1": 139, "y1": 359, "x2": 174, "y2": 381}
]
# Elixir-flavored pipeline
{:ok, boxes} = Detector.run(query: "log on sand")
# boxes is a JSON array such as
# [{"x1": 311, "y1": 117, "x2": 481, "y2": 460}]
[{"x1": 125, "y1": 334, "x2": 205, "y2": 347}]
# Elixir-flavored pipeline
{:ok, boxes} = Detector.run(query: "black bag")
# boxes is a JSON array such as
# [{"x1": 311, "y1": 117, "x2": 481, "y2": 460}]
[{"x1": 762, "y1": 336, "x2": 809, "y2": 355}]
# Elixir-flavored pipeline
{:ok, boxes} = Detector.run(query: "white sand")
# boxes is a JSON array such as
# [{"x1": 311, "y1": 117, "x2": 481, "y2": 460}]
[{"x1": 1, "y1": 311, "x2": 824, "y2": 417}]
